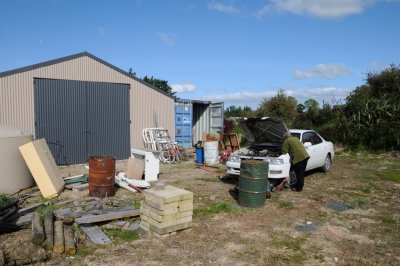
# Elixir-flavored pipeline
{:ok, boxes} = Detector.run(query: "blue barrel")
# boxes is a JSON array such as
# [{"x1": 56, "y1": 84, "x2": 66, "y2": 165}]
[{"x1": 195, "y1": 147, "x2": 204, "y2": 164}]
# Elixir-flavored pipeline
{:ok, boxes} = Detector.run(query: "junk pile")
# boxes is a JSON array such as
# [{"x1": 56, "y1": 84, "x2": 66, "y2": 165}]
[
  {"x1": 195, "y1": 132, "x2": 240, "y2": 166},
  {"x1": 142, "y1": 128, "x2": 188, "y2": 163},
  {"x1": 0, "y1": 135, "x2": 196, "y2": 262},
  {"x1": 140, "y1": 185, "x2": 193, "y2": 237}
]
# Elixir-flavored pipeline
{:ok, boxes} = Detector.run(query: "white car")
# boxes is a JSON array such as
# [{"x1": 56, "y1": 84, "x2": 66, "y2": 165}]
[{"x1": 226, "y1": 117, "x2": 335, "y2": 181}]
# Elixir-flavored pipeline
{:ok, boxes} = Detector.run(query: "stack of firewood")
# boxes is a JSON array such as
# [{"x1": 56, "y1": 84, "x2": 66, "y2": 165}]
[{"x1": 31, "y1": 211, "x2": 76, "y2": 255}]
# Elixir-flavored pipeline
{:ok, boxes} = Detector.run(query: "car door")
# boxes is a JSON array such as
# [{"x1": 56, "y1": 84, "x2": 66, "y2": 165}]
[{"x1": 302, "y1": 131, "x2": 325, "y2": 170}]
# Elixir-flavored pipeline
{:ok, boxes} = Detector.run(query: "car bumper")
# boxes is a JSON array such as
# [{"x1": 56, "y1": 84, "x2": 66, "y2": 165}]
[{"x1": 226, "y1": 160, "x2": 290, "y2": 179}]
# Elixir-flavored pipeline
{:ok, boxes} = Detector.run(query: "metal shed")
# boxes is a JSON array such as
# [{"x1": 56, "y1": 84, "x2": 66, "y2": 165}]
[
  {"x1": 0, "y1": 52, "x2": 175, "y2": 164},
  {"x1": 175, "y1": 99, "x2": 224, "y2": 148}
]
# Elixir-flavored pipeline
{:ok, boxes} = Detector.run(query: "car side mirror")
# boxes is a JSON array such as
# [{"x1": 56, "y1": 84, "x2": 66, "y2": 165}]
[{"x1": 303, "y1": 142, "x2": 312, "y2": 148}]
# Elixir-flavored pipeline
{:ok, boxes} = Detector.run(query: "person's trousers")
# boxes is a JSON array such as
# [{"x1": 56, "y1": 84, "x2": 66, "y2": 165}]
[{"x1": 292, "y1": 158, "x2": 309, "y2": 191}]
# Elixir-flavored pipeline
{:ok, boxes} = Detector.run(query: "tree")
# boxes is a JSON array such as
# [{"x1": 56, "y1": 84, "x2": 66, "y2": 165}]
[
  {"x1": 256, "y1": 89, "x2": 298, "y2": 127},
  {"x1": 128, "y1": 68, "x2": 136, "y2": 77},
  {"x1": 224, "y1": 105, "x2": 254, "y2": 118},
  {"x1": 143, "y1": 75, "x2": 176, "y2": 97},
  {"x1": 337, "y1": 65, "x2": 400, "y2": 150}
]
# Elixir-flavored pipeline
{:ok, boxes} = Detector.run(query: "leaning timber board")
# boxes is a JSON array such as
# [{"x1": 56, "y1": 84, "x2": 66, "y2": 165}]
[{"x1": 19, "y1": 139, "x2": 64, "y2": 198}]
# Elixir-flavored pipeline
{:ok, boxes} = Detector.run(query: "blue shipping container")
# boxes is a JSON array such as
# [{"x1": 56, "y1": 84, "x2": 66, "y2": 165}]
[{"x1": 175, "y1": 102, "x2": 193, "y2": 148}]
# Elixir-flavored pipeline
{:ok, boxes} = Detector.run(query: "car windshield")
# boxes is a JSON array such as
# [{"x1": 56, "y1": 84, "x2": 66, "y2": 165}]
[{"x1": 290, "y1": 132, "x2": 301, "y2": 140}]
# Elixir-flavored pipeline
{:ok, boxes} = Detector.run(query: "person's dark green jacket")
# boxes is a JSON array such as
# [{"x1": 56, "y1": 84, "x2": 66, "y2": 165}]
[{"x1": 282, "y1": 136, "x2": 310, "y2": 164}]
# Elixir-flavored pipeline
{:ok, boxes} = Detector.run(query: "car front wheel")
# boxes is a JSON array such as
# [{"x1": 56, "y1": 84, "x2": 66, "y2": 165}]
[{"x1": 321, "y1": 155, "x2": 332, "y2": 172}]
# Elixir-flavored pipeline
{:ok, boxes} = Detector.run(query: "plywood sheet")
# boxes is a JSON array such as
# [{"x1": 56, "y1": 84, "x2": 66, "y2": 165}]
[
  {"x1": 19, "y1": 139, "x2": 64, "y2": 198},
  {"x1": 126, "y1": 157, "x2": 145, "y2": 180}
]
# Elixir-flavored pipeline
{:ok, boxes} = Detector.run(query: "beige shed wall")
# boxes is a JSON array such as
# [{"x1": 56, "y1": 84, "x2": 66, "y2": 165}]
[{"x1": 0, "y1": 56, "x2": 175, "y2": 149}]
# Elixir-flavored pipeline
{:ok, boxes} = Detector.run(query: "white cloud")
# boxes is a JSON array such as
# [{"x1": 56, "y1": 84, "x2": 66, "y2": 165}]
[
  {"x1": 208, "y1": 2, "x2": 240, "y2": 14},
  {"x1": 97, "y1": 27, "x2": 105, "y2": 35},
  {"x1": 198, "y1": 87, "x2": 351, "y2": 108},
  {"x1": 257, "y1": 0, "x2": 374, "y2": 19},
  {"x1": 156, "y1": 32, "x2": 176, "y2": 46},
  {"x1": 171, "y1": 83, "x2": 196, "y2": 93},
  {"x1": 293, "y1": 64, "x2": 352, "y2": 79}
]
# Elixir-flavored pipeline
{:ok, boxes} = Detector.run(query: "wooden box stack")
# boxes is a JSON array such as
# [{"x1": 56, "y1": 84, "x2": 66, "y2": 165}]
[{"x1": 140, "y1": 185, "x2": 193, "y2": 237}]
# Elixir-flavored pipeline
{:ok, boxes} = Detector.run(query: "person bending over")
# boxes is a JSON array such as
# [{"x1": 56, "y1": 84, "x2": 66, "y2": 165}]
[{"x1": 282, "y1": 132, "x2": 310, "y2": 192}]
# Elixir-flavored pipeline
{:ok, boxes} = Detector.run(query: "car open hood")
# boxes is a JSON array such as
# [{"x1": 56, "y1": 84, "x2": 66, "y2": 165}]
[{"x1": 239, "y1": 117, "x2": 289, "y2": 145}]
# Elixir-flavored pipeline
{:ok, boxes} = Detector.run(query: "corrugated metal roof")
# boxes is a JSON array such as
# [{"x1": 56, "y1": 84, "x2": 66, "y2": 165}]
[{"x1": 0, "y1": 51, "x2": 175, "y2": 99}]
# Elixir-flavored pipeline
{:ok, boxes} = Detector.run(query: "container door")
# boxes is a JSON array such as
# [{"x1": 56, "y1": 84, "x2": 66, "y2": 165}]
[
  {"x1": 210, "y1": 102, "x2": 224, "y2": 133},
  {"x1": 175, "y1": 101, "x2": 193, "y2": 148}
]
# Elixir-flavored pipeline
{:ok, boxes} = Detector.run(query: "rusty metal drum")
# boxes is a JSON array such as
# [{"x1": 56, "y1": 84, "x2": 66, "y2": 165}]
[{"x1": 89, "y1": 156, "x2": 116, "y2": 197}]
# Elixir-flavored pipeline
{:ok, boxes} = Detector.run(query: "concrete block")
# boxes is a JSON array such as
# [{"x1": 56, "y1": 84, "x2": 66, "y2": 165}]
[
  {"x1": 178, "y1": 199, "x2": 193, "y2": 212},
  {"x1": 141, "y1": 202, "x2": 179, "y2": 216},
  {"x1": 143, "y1": 185, "x2": 193, "y2": 204}
]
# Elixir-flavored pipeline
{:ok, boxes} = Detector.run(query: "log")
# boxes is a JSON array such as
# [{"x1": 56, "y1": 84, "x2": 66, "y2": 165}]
[
  {"x1": 53, "y1": 221, "x2": 64, "y2": 254},
  {"x1": 43, "y1": 211, "x2": 54, "y2": 250},
  {"x1": 31, "y1": 212, "x2": 45, "y2": 245},
  {"x1": 64, "y1": 225, "x2": 76, "y2": 255}
]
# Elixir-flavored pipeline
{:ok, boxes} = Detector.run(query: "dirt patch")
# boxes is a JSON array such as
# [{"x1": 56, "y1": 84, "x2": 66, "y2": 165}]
[{"x1": 1, "y1": 153, "x2": 399, "y2": 265}]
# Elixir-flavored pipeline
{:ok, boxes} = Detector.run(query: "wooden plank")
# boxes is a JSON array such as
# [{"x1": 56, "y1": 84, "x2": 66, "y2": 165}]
[
  {"x1": 79, "y1": 224, "x2": 111, "y2": 245},
  {"x1": 9, "y1": 213, "x2": 33, "y2": 226},
  {"x1": 19, "y1": 139, "x2": 64, "y2": 198},
  {"x1": 72, "y1": 183, "x2": 89, "y2": 191},
  {"x1": 65, "y1": 183, "x2": 89, "y2": 190},
  {"x1": 75, "y1": 207, "x2": 140, "y2": 224},
  {"x1": 8, "y1": 202, "x2": 46, "y2": 220}
]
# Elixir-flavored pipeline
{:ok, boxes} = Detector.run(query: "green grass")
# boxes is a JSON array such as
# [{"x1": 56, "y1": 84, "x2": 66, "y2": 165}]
[
  {"x1": 271, "y1": 197, "x2": 295, "y2": 210},
  {"x1": 376, "y1": 167, "x2": 400, "y2": 183},
  {"x1": 103, "y1": 229, "x2": 140, "y2": 242},
  {"x1": 271, "y1": 233, "x2": 310, "y2": 251},
  {"x1": 193, "y1": 202, "x2": 237, "y2": 219}
]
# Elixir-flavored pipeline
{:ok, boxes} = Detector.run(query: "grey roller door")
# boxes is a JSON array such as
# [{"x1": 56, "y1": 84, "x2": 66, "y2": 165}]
[
  {"x1": 34, "y1": 78, "x2": 130, "y2": 165},
  {"x1": 86, "y1": 82, "x2": 130, "y2": 158}
]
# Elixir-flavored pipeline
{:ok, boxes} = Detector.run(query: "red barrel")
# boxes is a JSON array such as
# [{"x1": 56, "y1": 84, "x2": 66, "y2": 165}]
[{"x1": 89, "y1": 156, "x2": 116, "y2": 197}]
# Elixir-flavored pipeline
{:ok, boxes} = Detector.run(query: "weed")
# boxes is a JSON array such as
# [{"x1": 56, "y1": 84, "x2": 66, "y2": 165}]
[
  {"x1": 76, "y1": 245, "x2": 96, "y2": 256},
  {"x1": 0, "y1": 194, "x2": 19, "y2": 208},
  {"x1": 36, "y1": 201, "x2": 58, "y2": 216},
  {"x1": 103, "y1": 229, "x2": 140, "y2": 242},
  {"x1": 193, "y1": 202, "x2": 237, "y2": 219},
  {"x1": 354, "y1": 197, "x2": 368, "y2": 206},
  {"x1": 125, "y1": 200, "x2": 141, "y2": 209},
  {"x1": 313, "y1": 253, "x2": 325, "y2": 262},
  {"x1": 0, "y1": 194, "x2": 9, "y2": 207},
  {"x1": 361, "y1": 187, "x2": 371, "y2": 194}
]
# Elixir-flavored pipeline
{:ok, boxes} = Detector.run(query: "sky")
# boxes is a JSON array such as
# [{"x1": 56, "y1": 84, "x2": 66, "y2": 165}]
[{"x1": 1, "y1": 0, "x2": 399, "y2": 109}]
